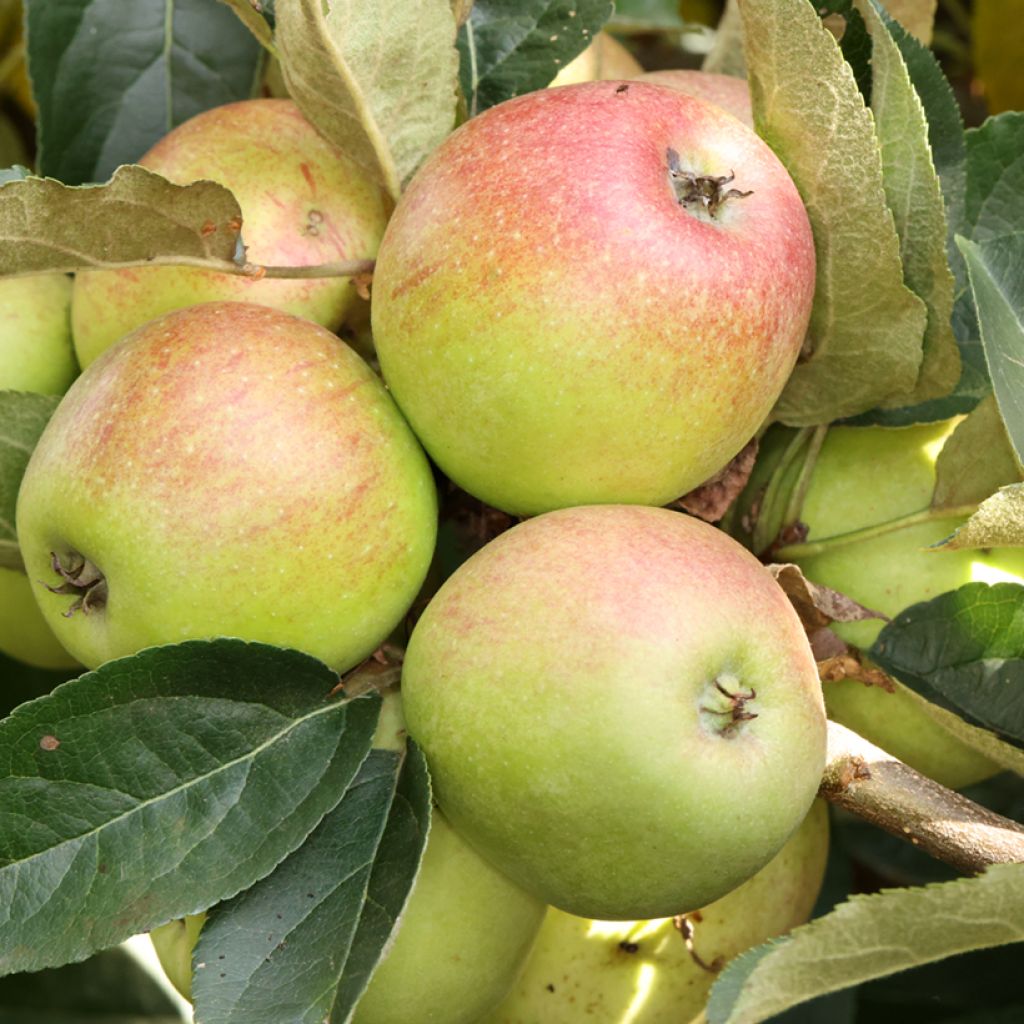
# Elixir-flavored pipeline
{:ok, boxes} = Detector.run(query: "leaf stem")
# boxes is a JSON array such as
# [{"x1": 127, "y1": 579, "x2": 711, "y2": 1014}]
[
  {"x1": 821, "y1": 721, "x2": 1024, "y2": 873},
  {"x1": 773, "y1": 503, "x2": 978, "y2": 560},
  {"x1": 781, "y1": 423, "x2": 828, "y2": 529},
  {"x1": 1, "y1": 257, "x2": 376, "y2": 281}
]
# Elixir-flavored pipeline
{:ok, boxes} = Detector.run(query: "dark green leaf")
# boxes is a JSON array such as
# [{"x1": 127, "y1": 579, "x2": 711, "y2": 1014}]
[
  {"x1": 458, "y1": 0, "x2": 614, "y2": 117},
  {"x1": 0, "y1": 640, "x2": 379, "y2": 976},
  {"x1": 957, "y1": 235, "x2": 1024, "y2": 464},
  {"x1": 0, "y1": 946, "x2": 180, "y2": 1018},
  {"x1": 0, "y1": 650, "x2": 77, "y2": 720},
  {"x1": 28, "y1": 0, "x2": 263, "y2": 185},
  {"x1": 0, "y1": 391, "x2": 60, "y2": 570},
  {"x1": 870, "y1": 582, "x2": 1024, "y2": 747},
  {"x1": 964, "y1": 113, "x2": 1024, "y2": 243},
  {"x1": 191, "y1": 744, "x2": 430, "y2": 1024},
  {"x1": 217, "y1": 0, "x2": 276, "y2": 50}
]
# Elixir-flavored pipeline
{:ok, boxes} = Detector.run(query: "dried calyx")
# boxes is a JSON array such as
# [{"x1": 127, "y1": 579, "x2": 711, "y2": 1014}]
[
  {"x1": 700, "y1": 675, "x2": 759, "y2": 736},
  {"x1": 667, "y1": 148, "x2": 753, "y2": 218},
  {"x1": 46, "y1": 551, "x2": 108, "y2": 616}
]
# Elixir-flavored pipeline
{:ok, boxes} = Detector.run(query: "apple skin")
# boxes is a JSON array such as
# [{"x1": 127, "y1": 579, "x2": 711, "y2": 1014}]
[
  {"x1": 351, "y1": 810, "x2": 546, "y2": 1024},
  {"x1": 149, "y1": 812, "x2": 544, "y2": 1023},
  {"x1": 72, "y1": 99, "x2": 389, "y2": 368},
  {"x1": 372, "y1": 81, "x2": 815, "y2": 516},
  {"x1": 484, "y1": 800, "x2": 828, "y2": 1024},
  {"x1": 16, "y1": 302, "x2": 437, "y2": 672},
  {"x1": 402, "y1": 505, "x2": 827, "y2": 920},
  {"x1": 639, "y1": 69, "x2": 753, "y2": 127},
  {"x1": 550, "y1": 32, "x2": 643, "y2": 86},
  {"x1": 0, "y1": 567, "x2": 78, "y2": 669},
  {"x1": 0, "y1": 274, "x2": 77, "y2": 394},
  {"x1": 790, "y1": 422, "x2": 1024, "y2": 788}
]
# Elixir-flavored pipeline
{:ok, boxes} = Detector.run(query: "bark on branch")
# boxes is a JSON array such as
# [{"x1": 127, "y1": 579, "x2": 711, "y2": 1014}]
[{"x1": 820, "y1": 720, "x2": 1024, "y2": 874}]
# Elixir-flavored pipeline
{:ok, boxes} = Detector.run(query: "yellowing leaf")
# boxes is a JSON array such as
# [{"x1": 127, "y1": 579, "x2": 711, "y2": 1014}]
[
  {"x1": 275, "y1": 0, "x2": 460, "y2": 201},
  {"x1": 936, "y1": 483, "x2": 1024, "y2": 551},
  {"x1": 741, "y1": 0, "x2": 928, "y2": 426},
  {"x1": 707, "y1": 864, "x2": 1024, "y2": 1024}
]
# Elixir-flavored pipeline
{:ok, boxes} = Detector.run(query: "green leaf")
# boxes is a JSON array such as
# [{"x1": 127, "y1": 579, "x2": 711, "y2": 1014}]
[
  {"x1": 0, "y1": 166, "x2": 244, "y2": 277},
  {"x1": 0, "y1": 391, "x2": 60, "y2": 570},
  {"x1": 706, "y1": 864, "x2": 1024, "y2": 1024},
  {"x1": 28, "y1": 0, "x2": 263, "y2": 186},
  {"x1": 217, "y1": 0, "x2": 276, "y2": 52},
  {"x1": 192, "y1": 744, "x2": 430, "y2": 1024},
  {"x1": 935, "y1": 483, "x2": 1024, "y2": 551},
  {"x1": 816, "y1": 1, "x2": 873, "y2": 100},
  {"x1": 608, "y1": 0, "x2": 686, "y2": 31},
  {"x1": 870, "y1": 582, "x2": 1024, "y2": 747},
  {"x1": 964, "y1": 113, "x2": 1024, "y2": 243},
  {"x1": 0, "y1": 946, "x2": 181, "y2": 1020},
  {"x1": 857, "y1": 0, "x2": 960, "y2": 407},
  {"x1": 0, "y1": 640, "x2": 379, "y2": 976},
  {"x1": 458, "y1": 0, "x2": 614, "y2": 117},
  {"x1": 275, "y1": 0, "x2": 460, "y2": 200},
  {"x1": 932, "y1": 394, "x2": 1021, "y2": 510},
  {"x1": 741, "y1": 0, "x2": 928, "y2": 426},
  {"x1": 957, "y1": 235, "x2": 1024, "y2": 464}
]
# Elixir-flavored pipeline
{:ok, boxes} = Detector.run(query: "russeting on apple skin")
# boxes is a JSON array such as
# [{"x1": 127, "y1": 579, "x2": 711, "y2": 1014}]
[
  {"x1": 401, "y1": 505, "x2": 827, "y2": 920},
  {"x1": 72, "y1": 99, "x2": 389, "y2": 368},
  {"x1": 16, "y1": 302, "x2": 437, "y2": 671},
  {"x1": 485, "y1": 801, "x2": 829, "y2": 1024},
  {"x1": 372, "y1": 81, "x2": 815, "y2": 516}
]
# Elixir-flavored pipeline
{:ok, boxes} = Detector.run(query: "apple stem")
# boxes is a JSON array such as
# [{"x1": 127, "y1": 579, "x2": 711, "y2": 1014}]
[
  {"x1": 772, "y1": 504, "x2": 979, "y2": 561},
  {"x1": 820, "y1": 720, "x2": 1024, "y2": 873},
  {"x1": 2, "y1": 257, "x2": 378, "y2": 282}
]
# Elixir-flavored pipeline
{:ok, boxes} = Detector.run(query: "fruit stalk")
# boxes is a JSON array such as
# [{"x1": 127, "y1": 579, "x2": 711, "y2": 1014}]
[{"x1": 820, "y1": 720, "x2": 1024, "y2": 872}]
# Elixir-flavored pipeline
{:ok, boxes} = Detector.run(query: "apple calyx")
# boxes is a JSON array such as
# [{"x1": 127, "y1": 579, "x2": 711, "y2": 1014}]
[
  {"x1": 699, "y1": 675, "x2": 759, "y2": 737},
  {"x1": 667, "y1": 148, "x2": 753, "y2": 218},
  {"x1": 45, "y1": 551, "x2": 108, "y2": 617}
]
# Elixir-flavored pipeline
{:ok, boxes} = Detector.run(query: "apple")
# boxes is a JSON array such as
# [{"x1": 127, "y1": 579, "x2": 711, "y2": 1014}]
[
  {"x1": 401, "y1": 504, "x2": 827, "y2": 920},
  {"x1": 639, "y1": 69, "x2": 753, "y2": 127},
  {"x1": 16, "y1": 301, "x2": 437, "y2": 672},
  {"x1": 484, "y1": 800, "x2": 829, "y2": 1024},
  {"x1": 0, "y1": 567, "x2": 78, "y2": 669},
  {"x1": 150, "y1": 812, "x2": 544, "y2": 1024},
  {"x1": 776, "y1": 421, "x2": 1024, "y2": 788},
  {"x1": 0, "y1": 274, "x2": 77, "y2": 394},
  {"x1": 351, "y1": 809, "x2": 545, "y2": 1024},
  {"x1": 550, "y1": 32, "x2": 643, "y2": 86},
  {"x1": 372, "y1": 81, "x2": 815, "y2": 516},
  {"x1": 71, "y1": 99, "x2": 389, "y2": 368}
]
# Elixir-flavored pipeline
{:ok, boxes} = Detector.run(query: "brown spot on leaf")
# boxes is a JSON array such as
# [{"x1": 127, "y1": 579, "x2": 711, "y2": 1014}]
[{"x1": 39, "y1": 735, "x2": 60, "y2": 751}]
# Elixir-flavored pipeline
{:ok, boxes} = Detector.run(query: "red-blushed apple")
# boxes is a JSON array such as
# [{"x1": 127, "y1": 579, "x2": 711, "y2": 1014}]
[
  {"x1": 0, "y1": 274, "x2": 77, "y2": 394},
  {"x1": 549, "y1": 32, "x2": 643, "y2": 86},
  {"x1": 639, "y1": 69, "x2": 753, "y2": 127},
  {"x1": 372, "y1": 81, "x2": 815, "y2": 515},
  {"x1": 484, "y1": 800, "x2": 829, "y2": 1024},
  {"x1": 16, "y1": 302, "x2": 437, "y2": 671},
  {"x1": 72, "y1": 99, "x2": 389, "y2": 368},
  {"x1": 401, "y1": 505, "x2": 827, "y2": 920},
  {"x1": 782, "y1": 421, "x2": 1024, "y2": 788}
]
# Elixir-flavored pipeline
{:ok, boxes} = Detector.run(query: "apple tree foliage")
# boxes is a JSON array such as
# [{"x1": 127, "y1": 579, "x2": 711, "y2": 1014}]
[{"x1": 0, "y1": 1, "x2": 1022, "y2": 1022}]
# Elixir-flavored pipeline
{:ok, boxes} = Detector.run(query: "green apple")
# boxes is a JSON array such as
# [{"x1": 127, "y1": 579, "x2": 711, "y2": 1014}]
[
  {"x1": 485, "y1": 800, "x2": 829, "y2": 1024},
  {"x1": 402, "y1": 505, "x2": 827, "y2": 920},
  {"x1": 0, "y1": 566, "x2": 78, "y2": 669},
  {"x1": 72, "y1": 99, "x2": 389, "y2": 368},
  {"x1": 372, "y1": 81, "x2": 815, "y2": 515},
  {"x1": 352, "y1": 810, "x2": 546, "y2": 1024},
  {"x1": 639, "y1": 69, "x2": 753, "y2": 127},
  {"x1": 0, "y1": 274, "x2": 77, "y2": 394},
  {"x1": 549, "y1": 32, "x2": 643, "y2": 86},
  {"x1": 781, "y1": 422, "x2": 1024, "y2": 788},
  {"x1": 150, "y1": 913, "x2": 206, "y2": 1002},
  {"x1": 16, "y1": 301, "x2": 437, "y2": 671},
  {"x1": 149, "y1": 812, "x2": 544, "y2": 1023}
]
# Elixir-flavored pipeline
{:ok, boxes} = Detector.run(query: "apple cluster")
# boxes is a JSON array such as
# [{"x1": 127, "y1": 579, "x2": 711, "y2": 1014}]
[{"x1": 6, "y1": 68, "x2": 840, "y2": 1023}]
